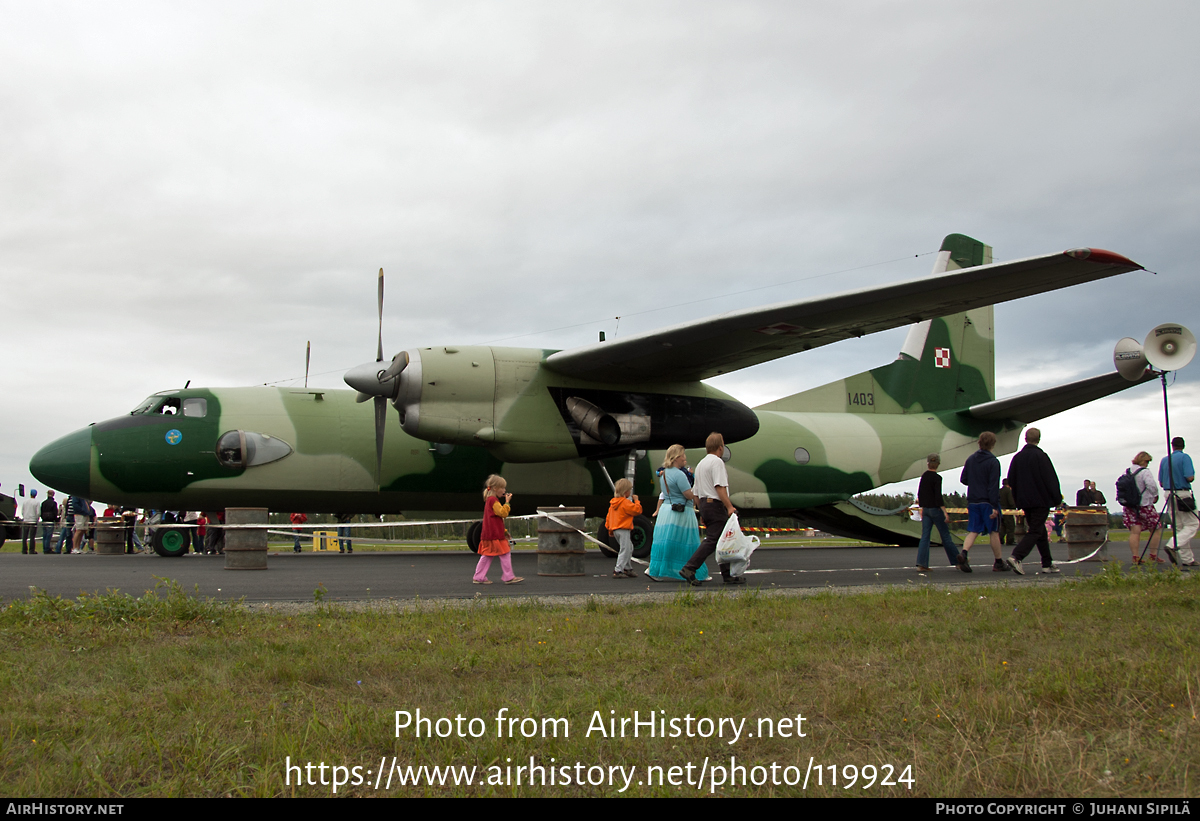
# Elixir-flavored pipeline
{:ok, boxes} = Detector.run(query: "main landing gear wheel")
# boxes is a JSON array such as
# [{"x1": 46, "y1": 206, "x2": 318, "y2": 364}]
[
  {"x1": 630, "y1": 514, "x2": 654, "y2": 559},
  {"x1": 0, "y1": 513, "x2": 15, "y2": 549},
  {"x1": 466, "y1": 521, "x2": 483, "y2": 554},
  {"x1": 598, "y1": 514, "x2": 655, "y2": 559},
  {"x1": 595, "y1": 523, "x2": 619, "y2": 558},
  {"x1": 153, "y1": 526, "x2": 187, "y2": 557}
]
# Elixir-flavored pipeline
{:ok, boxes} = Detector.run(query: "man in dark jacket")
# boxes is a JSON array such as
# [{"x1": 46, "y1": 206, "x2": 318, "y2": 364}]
[
  {"x1": 1005, "y1": 427, "x2": 1063, "y2": 574},
  {"x1": 1075, "y1": 481, "x2": 1095, "y2": 507},
  {"x1": 39, "y1": 490, "x2": 58, "y2": 553},
  {"x1": 959, "y1": 431, "x2": 1008, "y2": 572}
]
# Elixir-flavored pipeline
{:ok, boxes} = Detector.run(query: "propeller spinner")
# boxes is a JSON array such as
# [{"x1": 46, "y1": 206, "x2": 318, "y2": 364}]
[{"x1": 343, "y1": 268, "x2": 410, "y2": 486}]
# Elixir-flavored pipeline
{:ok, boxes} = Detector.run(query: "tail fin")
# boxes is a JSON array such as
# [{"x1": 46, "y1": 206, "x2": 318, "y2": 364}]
[{"x1": 755, "y1": 233, "x2": 996, "y2": 414}]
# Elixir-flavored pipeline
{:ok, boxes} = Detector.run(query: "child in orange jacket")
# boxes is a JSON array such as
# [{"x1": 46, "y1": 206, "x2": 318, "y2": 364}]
[{"x1": 605, "y1": 478, "x2": 642, "y2": 578}]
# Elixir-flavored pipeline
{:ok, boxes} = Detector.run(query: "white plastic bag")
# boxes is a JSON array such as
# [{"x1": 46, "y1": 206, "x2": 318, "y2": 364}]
[{"x1": 715, "y1": 512, "x2": 760, "y2": 577}]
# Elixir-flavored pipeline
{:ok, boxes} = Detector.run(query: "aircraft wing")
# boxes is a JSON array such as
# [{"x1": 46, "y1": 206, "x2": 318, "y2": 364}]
[
  {"x1": 543, "y1": 249, "x2": 1142, "y2": 383},
  {"x1": 959, "y1": 369, "x2": 1156, "y2": 424}
]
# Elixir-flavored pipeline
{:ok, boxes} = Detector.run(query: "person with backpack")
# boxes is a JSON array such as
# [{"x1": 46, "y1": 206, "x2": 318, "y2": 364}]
[{"x1": 1118, "y1": 451, "x2": 1162, "y2": 564}]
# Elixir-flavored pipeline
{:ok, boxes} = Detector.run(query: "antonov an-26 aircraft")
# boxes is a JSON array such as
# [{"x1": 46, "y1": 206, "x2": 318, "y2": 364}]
[{"x1": 30, "y1": 234, "x2": 1153, "y2": 557}]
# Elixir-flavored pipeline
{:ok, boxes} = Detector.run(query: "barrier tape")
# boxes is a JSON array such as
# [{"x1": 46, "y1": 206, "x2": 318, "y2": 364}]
[
  {"x1": 86, "y1": 513, "x2": 1119, "y2": 574},
  {"x1": 100, "y1": 514, "x2": 548, "y2": 531},
  {"x1": 536, "y1": 511, "x2": 616, "y2": 551},
  {"x1": 1046, "y1": 539, "x2": 1108, "y2": 565},
  {"x1": 742, "y1": 527, "x2": 811, "y2": 533}
]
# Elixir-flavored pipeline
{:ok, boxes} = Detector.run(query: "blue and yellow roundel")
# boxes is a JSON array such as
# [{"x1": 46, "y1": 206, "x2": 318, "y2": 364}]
[{"x1": 165, "y1": 429, "x2": 183, "y2": 445}]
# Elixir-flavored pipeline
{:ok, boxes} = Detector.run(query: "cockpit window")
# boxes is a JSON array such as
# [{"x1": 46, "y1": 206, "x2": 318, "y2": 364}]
[
  {"x1": 132, "y1": 397, "x2": 182, "y2": 415},
  {"x1": 131, "y1": 395, "x2": 207, "y2": 417},
  {"x1": 131, "y1": 396, "x2": 159, "y2": 415}
]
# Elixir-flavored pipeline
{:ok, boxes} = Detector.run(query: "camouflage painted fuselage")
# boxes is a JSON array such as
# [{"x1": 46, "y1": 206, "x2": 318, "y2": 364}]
[{"x1": 29, "y1": 303, "x2": 1014, "y2": 519}]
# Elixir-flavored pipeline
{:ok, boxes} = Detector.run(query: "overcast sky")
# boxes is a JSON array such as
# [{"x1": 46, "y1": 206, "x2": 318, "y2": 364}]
[{"x1": 2, "y1": 1, "x2": 1197, "y2": 510}]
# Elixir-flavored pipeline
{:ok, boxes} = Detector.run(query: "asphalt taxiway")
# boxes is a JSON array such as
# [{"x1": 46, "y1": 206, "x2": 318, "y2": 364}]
[{"x1": 0, "y1": 544, "x2": 1118, "y2": 604}]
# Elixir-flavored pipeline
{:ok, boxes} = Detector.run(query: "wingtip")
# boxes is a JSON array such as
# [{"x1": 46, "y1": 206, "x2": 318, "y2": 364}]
[{"x1": 1064, "y1": 248, "x2": 1142, "y2": 268}]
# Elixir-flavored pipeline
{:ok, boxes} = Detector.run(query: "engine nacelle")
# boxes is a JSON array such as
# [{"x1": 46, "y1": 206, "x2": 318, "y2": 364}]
[{"x1": 395, "y1": 346, "x2": 498, "y2": 444}]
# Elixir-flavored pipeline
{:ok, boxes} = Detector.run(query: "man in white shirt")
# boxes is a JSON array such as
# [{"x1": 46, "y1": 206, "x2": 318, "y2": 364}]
[
  {"x1": 21, "y1": 490, "x2": 41, "y2": 554},
  {"x1": 680, "y1": 432, "x2": 744, "y2": 586}
]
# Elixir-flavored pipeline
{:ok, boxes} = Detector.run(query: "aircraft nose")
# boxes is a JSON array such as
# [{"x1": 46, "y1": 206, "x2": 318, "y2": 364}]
[{"x1": 29, "y1": 426, "x2": 92, "y2": 498}]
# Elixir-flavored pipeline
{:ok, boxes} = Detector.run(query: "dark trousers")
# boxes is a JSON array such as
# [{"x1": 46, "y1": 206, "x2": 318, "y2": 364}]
[
  {"x1": 1012, "y1": 507, "x2": 1054, "y2": 566},
  {"x1": 206, "y1": 528, "x2": 224, "y2": 554},
  {"x1": 1000, "y1": 516, "x2": 1015, "y2": 546},
  {"x1": 683, "y1": 499, "x2": 732, "y2": 580}
]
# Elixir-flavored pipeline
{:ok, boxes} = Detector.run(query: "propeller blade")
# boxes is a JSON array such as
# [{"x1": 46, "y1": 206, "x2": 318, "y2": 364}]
[
  {"x1": 380, "y1": 350, "x2": 409, "y2": 382},
  {"x1": 374, "y1": 394, "x2": 387, "y2": 486},
  {"x1": 376, "y1": 268, "x2": 384, "y2": 363},
  {"x1": 305, "y1": 341, "x2": 311, "y2": 388}
]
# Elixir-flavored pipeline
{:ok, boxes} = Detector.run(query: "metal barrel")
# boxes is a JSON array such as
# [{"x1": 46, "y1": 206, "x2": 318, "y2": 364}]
[
  {"x1": 94, "y1": 517, "x2": 124, "y2": 555},
  {"x1": 1014, "y1": 516, "x2": 1028, "y2": 538},
  {"x1": 1064, "y1": 507, "x2": 1109, "y2": 561},
  {"x1": 536, "y1": 506, "x2": 586, "y2": 576},
  {"x1": 224, "y1": 507, "x2": 268, "y2": 570}
]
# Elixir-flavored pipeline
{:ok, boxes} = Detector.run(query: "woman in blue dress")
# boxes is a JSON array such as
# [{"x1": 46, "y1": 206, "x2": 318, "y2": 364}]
[{"x1": 648, "y1": 444, "x2": 710, "y2": 582}]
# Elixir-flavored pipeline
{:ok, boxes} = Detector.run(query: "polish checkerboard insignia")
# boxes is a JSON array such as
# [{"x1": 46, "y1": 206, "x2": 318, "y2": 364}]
[{"x1": 934, "y1": 348, "x2": 951, "y2": 369}]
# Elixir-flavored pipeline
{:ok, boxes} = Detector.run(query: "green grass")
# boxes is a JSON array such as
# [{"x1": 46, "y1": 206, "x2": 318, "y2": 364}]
[{"x1": 0, "y1": 568, "x2": 1197, "y2": 797}]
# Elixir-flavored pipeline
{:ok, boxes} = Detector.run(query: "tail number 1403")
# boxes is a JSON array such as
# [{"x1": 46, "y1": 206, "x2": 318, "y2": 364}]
[{"x1": 848, "y1": 392, "x2": 874, "y2": 407}]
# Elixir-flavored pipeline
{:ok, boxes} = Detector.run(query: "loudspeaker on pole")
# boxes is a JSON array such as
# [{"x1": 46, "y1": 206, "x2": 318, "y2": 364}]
[
  {"x1": 1113, "y1": 337, "x2": 1148, "y2": 381},
  {"x1": 1143, "y1": 324, "x2": 1196, "y2": 372}
]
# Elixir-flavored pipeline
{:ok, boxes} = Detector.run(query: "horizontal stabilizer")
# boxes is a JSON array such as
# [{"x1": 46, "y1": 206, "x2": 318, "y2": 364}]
[{"x1": 959, "y1": 369, "x2": 1155, "y2": 424}]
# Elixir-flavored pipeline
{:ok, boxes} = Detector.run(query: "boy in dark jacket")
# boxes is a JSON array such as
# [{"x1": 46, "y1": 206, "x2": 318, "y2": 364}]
[
  {"x1": 915, "y1": 453, "x2": 963, "y2": 572},
  {"x1": 959, "y1": 431, "x2": 1008, "y2": 572}
]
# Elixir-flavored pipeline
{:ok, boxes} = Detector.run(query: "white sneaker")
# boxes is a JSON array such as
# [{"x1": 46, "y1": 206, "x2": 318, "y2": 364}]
[
  {"x1": 1041, "y1": 565, "x2": 1061, "y2": 574},
  {"x1": 1005, "y1": 556, "x2": 1024, "y2": 575}
]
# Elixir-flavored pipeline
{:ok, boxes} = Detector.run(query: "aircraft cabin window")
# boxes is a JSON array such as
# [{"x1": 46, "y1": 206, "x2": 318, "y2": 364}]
[
  {"x1": 216, "y1": 431, "x2": 293, "y2": 468},
  {"x1": 182, "y1": 398, "x2": 207, "y2": 418},
  {"x1": 157, "y1": 398, "x2": 181, "y2": 415}
]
